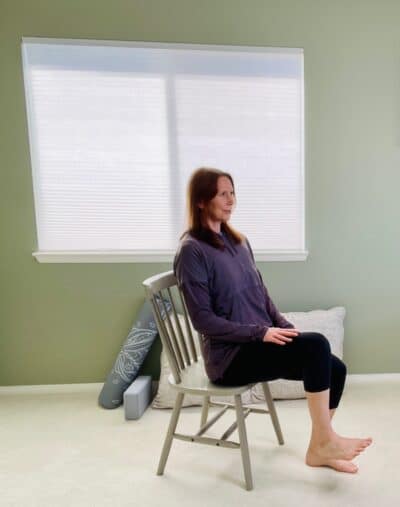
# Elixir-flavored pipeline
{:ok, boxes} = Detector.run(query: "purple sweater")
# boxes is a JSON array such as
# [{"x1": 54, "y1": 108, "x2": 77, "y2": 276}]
[{"x1": 173, "y1": 232, "x2": 293, "y2": 381}]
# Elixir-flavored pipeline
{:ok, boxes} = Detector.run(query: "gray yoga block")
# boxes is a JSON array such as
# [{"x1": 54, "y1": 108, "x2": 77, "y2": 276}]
[{"x1": 124, "y1": 376, "x2": 152, "y2": 420}]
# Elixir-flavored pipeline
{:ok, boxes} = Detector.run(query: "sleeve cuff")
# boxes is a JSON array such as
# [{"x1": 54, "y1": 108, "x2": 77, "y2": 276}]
[{"x1": 252, "y1": 325, "x2": 268, "y2": 342}]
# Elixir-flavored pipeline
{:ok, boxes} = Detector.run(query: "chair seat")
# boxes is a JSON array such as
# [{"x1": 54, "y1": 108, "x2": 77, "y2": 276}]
[{"x1": 168, "y1": 358, "x2": 255, "y2": 397}]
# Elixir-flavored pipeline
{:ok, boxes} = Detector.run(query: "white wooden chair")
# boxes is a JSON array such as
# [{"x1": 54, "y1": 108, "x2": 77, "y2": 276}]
[{"x1": 143, "y1": 270, "x2": 284, "y2": 490}]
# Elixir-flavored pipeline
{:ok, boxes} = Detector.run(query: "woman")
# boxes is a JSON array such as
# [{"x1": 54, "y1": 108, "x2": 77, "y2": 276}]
[{"x1": 174, "y1": 167, "x2": 372, "y2": 474}]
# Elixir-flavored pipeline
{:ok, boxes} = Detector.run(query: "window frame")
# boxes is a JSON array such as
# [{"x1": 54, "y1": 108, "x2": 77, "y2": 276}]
[{"x1": 22, "y1": 37, "x2": 307, "y2": 263}]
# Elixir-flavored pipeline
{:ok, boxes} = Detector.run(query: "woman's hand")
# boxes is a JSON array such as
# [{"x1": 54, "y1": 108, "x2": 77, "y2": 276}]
[{"x1": 263, "y1": 327, "x2": 300, "y2": 345}]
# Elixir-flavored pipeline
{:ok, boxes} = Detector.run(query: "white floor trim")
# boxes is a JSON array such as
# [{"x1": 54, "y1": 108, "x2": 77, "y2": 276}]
[
  {"x1": 1, "y1": 373, "x2": 399, "y2": 395},
  {"x1": 0, "y1": 382, "x2": 103, "y2": 394}
]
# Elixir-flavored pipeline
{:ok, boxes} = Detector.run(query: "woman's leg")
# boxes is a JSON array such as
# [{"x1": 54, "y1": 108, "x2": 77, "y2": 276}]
[
  {"x1": 281, "y1": 333, "x2": 371, "y2": 471},
  {"x1": 305, "y1": 389, "x2": 371, "y2": 472},
  {"x1": 305, "y1": 354, "x2": 371, "y2": 472},
  {"x1": 215, "y1": 333, "x2": 372, "y2": 473}
]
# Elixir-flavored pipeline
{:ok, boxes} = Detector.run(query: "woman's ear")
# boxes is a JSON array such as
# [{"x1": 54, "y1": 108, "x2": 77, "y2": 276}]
[{"x1": 198, "y1": 201, "x2": 204, "y2": 210}]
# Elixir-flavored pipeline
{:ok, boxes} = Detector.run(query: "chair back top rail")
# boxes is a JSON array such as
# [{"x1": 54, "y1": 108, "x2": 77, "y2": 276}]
[{"x1": 142, "y1": 270, "x2": 176, "y2": 294}]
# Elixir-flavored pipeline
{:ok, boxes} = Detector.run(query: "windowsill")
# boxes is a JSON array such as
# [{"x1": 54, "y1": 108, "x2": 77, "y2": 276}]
[{"x1": 32, "y1": 250, "x2": 309, "y2": 263}]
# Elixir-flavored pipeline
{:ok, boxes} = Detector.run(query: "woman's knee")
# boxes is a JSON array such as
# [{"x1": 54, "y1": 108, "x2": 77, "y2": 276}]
[
  {"x1": 332, "y1": 355, "x2": 347, "y2": 380},
  {"x1": 300, "y1": 332, "x2": 331, "y2": 355},
  {"x1": 298, "y1": 332, "x2": 331, "y2": 392},
  {"x1": 329, "y1": 356, "x2": 347, "y2": 408}
]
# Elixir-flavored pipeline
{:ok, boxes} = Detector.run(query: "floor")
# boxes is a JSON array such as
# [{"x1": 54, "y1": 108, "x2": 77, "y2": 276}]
[{"x1": 1, "y1": 374, "x2": 399, "y2": 507}]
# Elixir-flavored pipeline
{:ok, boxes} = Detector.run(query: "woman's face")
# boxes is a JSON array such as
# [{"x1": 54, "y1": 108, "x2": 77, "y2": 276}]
[{"x1": 202, "y1": 176, "x2": 235, "y2": 231}]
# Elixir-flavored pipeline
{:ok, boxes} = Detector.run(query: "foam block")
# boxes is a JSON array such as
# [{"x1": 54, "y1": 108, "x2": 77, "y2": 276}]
[{"x1": 123, "y1": 376, "x2": 152, "y2": 420}]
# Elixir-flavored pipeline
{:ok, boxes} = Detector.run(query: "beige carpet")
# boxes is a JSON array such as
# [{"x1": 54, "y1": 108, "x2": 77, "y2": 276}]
[{"x1": 1, "y1": 374, "x2": 399, "y2": 507}]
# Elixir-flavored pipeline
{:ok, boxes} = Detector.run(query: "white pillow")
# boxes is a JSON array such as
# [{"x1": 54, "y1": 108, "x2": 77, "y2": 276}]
[
  {"x1": 251, "y1": 306, "x2": 345, "y2": 402},
  {"x1": 152, "y1": 314, "x2": 252, "y2": 409}
]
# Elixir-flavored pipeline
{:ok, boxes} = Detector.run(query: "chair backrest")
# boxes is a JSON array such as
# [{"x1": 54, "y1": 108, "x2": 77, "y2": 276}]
[{"x1": 143, "y1": 270, "x2": 199, "y2": 384}]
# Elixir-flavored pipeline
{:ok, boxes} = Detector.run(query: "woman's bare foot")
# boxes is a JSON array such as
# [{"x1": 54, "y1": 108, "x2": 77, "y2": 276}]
[
  {"x1": 306, "y1": 452, "x2": 359, "y2": 474},
  {"x1": 308, "y1": 434, "x2": 372, "y2": 462}
]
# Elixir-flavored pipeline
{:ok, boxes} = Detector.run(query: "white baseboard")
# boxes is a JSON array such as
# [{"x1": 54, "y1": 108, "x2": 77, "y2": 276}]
[
  {"x1": 346, "y1": 372, "x2": 400, "y2": 384},
  {"x1": 0, "y1": 374, "x2": 399, "y2": 395},
  {"x1": 0, "y1": 382, "x2": 104, "y2": 395}
]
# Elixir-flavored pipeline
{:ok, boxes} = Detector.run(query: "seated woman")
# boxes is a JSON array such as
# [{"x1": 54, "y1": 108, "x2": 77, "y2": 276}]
[{"x1": 174, "y1": 167, "x2": 372, "y2": 474}]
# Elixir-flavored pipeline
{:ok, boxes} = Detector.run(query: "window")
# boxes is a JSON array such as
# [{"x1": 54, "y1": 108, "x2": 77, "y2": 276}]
[{"x1": 22, "y1": 38, "x2": 306, "y2": 262}]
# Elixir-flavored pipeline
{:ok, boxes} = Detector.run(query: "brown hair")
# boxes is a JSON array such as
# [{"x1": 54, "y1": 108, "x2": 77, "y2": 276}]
[{"x1": 183, "y1": 167, "x2": 243, "y2": 249}]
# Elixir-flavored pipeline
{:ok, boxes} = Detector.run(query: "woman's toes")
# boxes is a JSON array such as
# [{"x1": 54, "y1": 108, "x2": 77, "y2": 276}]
[
  {"x1": 306, "y1": 453, "x2": 359, "y2": 473},
  {"x1": 328, "y1": 460, "x2": 359, "y2": 473}
]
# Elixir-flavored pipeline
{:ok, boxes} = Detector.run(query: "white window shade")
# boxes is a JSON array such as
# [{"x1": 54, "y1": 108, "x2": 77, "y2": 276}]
[{"x1": 22, "y1": 38, "x2": 306, "y2": 263}]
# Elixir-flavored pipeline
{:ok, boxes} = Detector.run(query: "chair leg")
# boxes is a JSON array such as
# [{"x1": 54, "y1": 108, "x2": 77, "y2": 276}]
[
  {"x1": 261, "y1": 382, "x2": 284, "y2": 445},
  {"x1": 157, "y1": 392, "x2": 184, "y2": 475},
  {"x1": 234, "y1": 394, "x2": 253, "y2": 491},
  {"x1": 200, "y1": 396, "x2": 210, "y2": 427}
]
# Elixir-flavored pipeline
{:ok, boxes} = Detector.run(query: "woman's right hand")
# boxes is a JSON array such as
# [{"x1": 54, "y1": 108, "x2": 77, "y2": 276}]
[{"x1": 263, "y1": 327, "x2": 299, "y2": 345}]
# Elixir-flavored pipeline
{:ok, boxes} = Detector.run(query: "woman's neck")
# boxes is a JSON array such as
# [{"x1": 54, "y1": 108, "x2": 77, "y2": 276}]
[{"x1": 207, "y1": 219, "x2": 222, "y2": 233}]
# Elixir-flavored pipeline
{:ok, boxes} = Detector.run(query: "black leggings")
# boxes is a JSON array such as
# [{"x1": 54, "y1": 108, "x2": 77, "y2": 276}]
[{"x1": 214, "y1": 332, "x2": 346, "y2": 409}]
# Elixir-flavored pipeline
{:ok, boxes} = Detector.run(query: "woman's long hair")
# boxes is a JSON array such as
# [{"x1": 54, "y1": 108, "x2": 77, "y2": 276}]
[{"x1": 183, "y1": 167, "x2": 243, "y2": 249}]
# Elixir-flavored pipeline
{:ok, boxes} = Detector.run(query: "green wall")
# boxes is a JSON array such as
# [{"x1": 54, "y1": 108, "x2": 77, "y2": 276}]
[{"x1": 1, "y1": 0, "x2": 399, "y2": 386}]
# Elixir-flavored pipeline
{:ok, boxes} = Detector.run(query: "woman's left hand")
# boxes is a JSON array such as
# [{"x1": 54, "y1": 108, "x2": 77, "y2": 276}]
[{"x1": 262, "y1": 327, "x2": 300, "y2": 345}]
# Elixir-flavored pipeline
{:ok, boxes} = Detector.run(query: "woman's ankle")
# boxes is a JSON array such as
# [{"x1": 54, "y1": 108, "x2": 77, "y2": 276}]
[{"x1": 309, "y1": 428, "x2": 336, "y2": 447}]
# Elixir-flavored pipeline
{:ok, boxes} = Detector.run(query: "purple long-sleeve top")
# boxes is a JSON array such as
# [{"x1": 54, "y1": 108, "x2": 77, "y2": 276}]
[{"x1": 173, "y1": 231, "x2": 293, "y2": 381}]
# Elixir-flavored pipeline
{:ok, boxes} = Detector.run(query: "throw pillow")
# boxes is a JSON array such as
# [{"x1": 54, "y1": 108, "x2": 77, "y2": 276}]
[{"x1": 251, "y1": 306, "x2": 346, "y2": 402}]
